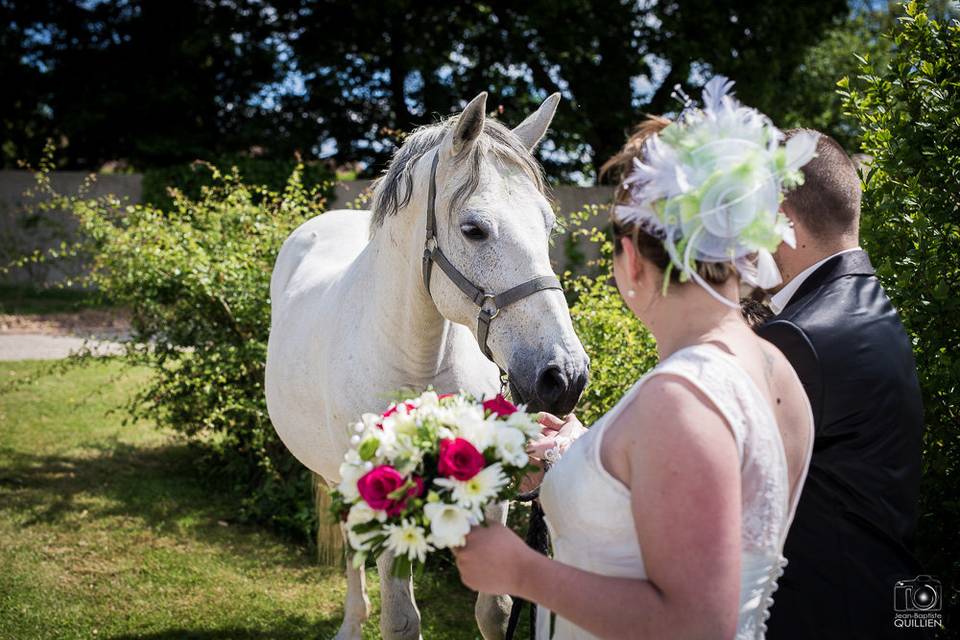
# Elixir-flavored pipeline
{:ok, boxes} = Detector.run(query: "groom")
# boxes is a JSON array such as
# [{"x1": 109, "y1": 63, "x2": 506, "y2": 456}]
[{"x1": 758, "y1": 130, "x2": 926, "y2": 638}]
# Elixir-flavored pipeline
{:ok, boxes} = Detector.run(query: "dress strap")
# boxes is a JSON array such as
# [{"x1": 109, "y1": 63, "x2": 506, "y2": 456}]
[
  {"x1": 587, "y1": 344, "x2": 750, "y2": 494},
  {"x1": 648, "y1": 345, "x2": 750, "y2": 462}
]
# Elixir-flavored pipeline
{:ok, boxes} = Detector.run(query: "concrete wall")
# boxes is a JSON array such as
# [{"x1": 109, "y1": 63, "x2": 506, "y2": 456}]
[
  {"x1": 0, "y1": 171, "x2": 144, "y2": 287},
  {"x1": 0, "y1": 173, "x2": 613, "y2": 288}
]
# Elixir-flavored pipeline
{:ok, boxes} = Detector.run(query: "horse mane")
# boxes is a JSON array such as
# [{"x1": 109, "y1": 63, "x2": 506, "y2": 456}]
[{"x1": 369, "y1": 116, "x2": 547, "y2": 232}]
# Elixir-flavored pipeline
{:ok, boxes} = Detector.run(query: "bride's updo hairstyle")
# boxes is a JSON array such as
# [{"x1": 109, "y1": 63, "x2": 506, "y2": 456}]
[
  {"x1": 601, "y1": 116, "x2": 736, "y2": 287},
  {"x1": 599, "y1": 77, "x2": 819, "y2": 308}
]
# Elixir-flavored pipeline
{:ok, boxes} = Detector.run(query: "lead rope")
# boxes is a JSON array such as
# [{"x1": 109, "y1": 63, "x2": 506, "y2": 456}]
[{"x1": 505, "y1": 464, "x2": 551, "y2": 640}]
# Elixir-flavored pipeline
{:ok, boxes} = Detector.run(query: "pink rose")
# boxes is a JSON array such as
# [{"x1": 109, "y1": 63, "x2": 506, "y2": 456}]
[
  {"x1": 438, "y1": 438, "x2": 486, "y2": 481},
  {"x1": 377, "y1": 400, "x2": 417, "y2": 429},
  {"x1": 483, "y1": 394, "x2": 517, "y2": 418},
  {"x1": 357, "y1": 466, "x2": 424, "y2": 516},
  {"x1": 382, "y1": 401, "x2": 416, "y2": 419}
]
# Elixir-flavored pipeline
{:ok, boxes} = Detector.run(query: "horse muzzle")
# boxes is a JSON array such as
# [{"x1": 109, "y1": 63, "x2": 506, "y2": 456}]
[{"x1": 510, "y1": 355, "x2": 589, "y2": 417}]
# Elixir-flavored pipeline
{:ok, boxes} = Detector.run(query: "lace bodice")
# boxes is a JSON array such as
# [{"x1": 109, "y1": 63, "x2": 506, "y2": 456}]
[{"x1": 538, "y1": 343, "x2": 813, "y2": 640}]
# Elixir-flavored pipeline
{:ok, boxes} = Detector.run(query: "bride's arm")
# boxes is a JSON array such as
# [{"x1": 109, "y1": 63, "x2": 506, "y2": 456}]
[{"x1": 455, "y1": 376, "x2": 741, "y2": 640}]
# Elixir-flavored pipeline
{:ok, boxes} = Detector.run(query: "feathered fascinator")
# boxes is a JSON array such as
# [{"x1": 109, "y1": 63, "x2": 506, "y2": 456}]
[{"x1": 614, "y1": 76, "x2": 819, "y2": 307}]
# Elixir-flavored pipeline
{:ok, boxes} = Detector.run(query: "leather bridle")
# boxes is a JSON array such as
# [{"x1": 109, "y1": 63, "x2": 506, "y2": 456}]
[{"x1": 421, "y1": 151, "x2": 563, "y2": 368}]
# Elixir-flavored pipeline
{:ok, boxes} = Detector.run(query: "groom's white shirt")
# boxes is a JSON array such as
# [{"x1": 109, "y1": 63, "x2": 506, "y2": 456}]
[{"x1": 770, "y1": 247, "x2": 862, "y2": 315}]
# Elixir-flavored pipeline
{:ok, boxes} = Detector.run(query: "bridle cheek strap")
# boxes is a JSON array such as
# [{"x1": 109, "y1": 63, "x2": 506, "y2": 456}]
[{"x1": 421, "y1": 151, "x2": 563, "y2": 362}]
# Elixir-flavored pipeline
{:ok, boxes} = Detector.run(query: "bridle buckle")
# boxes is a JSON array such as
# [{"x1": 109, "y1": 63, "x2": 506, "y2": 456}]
[{"x1": 479, "y1": 294, "x2": 500, "y2": 321}]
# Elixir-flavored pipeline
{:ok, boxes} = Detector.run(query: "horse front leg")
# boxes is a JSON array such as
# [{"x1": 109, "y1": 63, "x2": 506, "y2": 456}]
[
  {"x1": 376, "y1": 550, "x2": 422, "y2": 640},
  {"x1": 475, "y1": 500, "x2": 513, "y2": 640},
  {"x1": 334, "y1": 523, "x2": 369, "y2": 640}
]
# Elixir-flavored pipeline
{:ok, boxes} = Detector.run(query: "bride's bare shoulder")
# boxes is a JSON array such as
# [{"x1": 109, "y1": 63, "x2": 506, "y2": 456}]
[{"x1": 601, "y1": 373, "x2": 739, "y2": 482}]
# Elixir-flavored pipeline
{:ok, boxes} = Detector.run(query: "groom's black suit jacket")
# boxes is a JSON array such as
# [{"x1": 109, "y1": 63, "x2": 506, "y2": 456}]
[{"x1": 757, "y1": 250, "x2": 925, "y2": 639}]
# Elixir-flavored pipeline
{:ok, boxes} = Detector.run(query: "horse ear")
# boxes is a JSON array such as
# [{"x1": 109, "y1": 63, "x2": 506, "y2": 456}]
[
  {"x1": 444, "y1": 92, "x2": 487, "y2": 157},
  {"x1": 513, "y1": 93, "x2": 561, "y2": 150}
]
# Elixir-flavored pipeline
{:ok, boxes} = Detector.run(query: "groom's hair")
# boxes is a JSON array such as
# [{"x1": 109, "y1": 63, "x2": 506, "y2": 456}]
[{"x1": 782, "y1": 129, "x2": 861, "y2": 240}]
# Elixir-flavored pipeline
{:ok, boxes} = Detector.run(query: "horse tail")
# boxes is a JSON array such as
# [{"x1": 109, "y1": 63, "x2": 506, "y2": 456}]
[{"x1": 314, "y1": 473, "x2": 345, "y2": 566}]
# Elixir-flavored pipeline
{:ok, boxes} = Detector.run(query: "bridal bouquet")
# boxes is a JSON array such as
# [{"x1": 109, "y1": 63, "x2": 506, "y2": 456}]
[{"x1": 329, "y1": 390, "x2": 541, "y2": 577}]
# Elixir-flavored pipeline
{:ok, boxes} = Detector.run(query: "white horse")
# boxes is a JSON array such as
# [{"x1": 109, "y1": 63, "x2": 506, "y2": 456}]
[{"x1": 265, "y1": 92, "x2": 589, "y2": 640}]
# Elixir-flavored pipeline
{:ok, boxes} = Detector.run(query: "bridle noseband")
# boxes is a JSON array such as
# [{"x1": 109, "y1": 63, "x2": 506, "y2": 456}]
[{"x1": 421, "y1": 151, "x2": 563, "y2": 368}]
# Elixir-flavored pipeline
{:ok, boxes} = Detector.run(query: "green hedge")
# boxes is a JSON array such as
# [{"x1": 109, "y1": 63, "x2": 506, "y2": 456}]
[
  {"x1": 841, "y1": 1, "x2": 959, "y2": 621},
  {"x1": 29, "y1": 163, "x2": 330, "y2": 541}
]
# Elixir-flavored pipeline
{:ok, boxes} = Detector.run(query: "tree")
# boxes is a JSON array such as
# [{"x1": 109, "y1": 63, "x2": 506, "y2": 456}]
[
  {"x1": 4, "y1": 0, "x2": 853, "y2": 179},
  {"x1": 283, "y1": 0, "x2": 849, "y2": 181},
  {"x1": 2, "y1": 0, "x2": 284, "y2": 169}
]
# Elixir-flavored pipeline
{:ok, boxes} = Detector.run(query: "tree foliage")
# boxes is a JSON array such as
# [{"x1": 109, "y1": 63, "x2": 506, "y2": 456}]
[
  {"x1": 2, "y1": 0, "x2": 283, "y2": 169},
  {"x1": 280, "y1": 0, "x2": 848, "y2": 180},
  {"x1": 841, "y1": 0, "x2": 960, "y2": 618},
  {"x1": 4, "y1": 0, "x2": 849, "y2": 180}
]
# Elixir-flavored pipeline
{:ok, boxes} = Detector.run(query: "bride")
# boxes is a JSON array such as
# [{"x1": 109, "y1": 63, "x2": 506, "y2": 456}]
[{"x1": 453, "y1": 77, "x2": 817, "y2": 640}]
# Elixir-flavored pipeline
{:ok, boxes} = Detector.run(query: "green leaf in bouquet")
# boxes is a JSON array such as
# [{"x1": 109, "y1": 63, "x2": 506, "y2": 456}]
[
  {"x1": 387, "y1": 478, "x2": 418, "y2": 501},
  {"x1": 358, "y1": 437, "x2": 379, "y2": 461}
]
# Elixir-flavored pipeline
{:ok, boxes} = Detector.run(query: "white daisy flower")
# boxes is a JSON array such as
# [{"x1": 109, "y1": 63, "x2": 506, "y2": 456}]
[
  {"x1": 337, "y1": 461, "x2": 366, "y2": 501},
  {"x1": 505, "y1": 411, "x2": 541, "y2": 438},
  {"x1": 434, "y1": 463, "x2": 509, "y2": 510},
  {"x1": 452, "y1": 406, "x2": 495, "y2": 451},
  {"x1": 346, "y1": 501, "x2": 385, "y2": 528},
  {"x1": 347, "y1": 527, "x2": 377, "y2": 552},
  {"x1": 384, "y1": 519, "x2": 432, "y2": 563},
  {"x1": 493, "y1": 426, "x2": 529, "y2": 468},
  {"x1": 424, "y1": 501, "x2": 476, "y2": 549}
]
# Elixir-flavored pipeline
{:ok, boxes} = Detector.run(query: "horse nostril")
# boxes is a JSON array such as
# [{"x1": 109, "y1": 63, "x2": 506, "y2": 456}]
[{"x1": 536, "y1": 365, "x2": 567, "y2": 404}]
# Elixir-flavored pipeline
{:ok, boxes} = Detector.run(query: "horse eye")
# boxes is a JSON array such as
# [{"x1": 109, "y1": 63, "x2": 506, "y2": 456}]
[{"x1": 460, "y1": 223, "x2": 488, "y2": 241}]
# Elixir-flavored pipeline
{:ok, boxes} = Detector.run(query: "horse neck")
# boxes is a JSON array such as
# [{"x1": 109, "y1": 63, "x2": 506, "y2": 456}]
[{"x1": 361, "y1": 202, "x2": 455, "y2": 381}]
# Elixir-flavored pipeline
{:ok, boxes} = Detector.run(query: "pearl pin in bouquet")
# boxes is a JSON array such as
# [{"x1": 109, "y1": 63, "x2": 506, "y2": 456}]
[{"x1": 328, "y1": 390, "x2": 541, "y2": 578}]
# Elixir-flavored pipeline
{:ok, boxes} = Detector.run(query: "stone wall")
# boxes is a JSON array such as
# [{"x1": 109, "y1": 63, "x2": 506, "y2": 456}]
[{"x1": 0, "y1": 173, "x2": 613, "y2": 288}]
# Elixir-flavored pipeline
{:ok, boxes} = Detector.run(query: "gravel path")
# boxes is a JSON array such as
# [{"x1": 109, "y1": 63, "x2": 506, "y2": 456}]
[
  {"x1": 0, "y1": 334, "x2": 125, "y2": 360},
  {"x1": 0, "y1": 310, "x2": 129, "y2": 360}
]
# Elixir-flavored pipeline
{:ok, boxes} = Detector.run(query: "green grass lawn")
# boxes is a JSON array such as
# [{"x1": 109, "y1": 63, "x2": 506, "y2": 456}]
[{"x1": 0, "y1": 360, "x2": 485, "y2": 639}]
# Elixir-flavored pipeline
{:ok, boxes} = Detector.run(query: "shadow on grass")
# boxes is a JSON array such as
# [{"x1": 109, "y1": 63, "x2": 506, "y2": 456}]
[
  {"x1": 0, "y1": 440, "x2": 320, "y2": 570},
  {"x1": 105, "y1": 623, "x2": 332, "y2": 640},
  {"x1": 0, "y1": 438, "x2": 503, "y2": 639}
]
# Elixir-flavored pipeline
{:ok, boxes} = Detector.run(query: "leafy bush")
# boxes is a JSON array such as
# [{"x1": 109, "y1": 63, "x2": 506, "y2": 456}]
[
  {"x1": 841, "y1": 0, "x2": 960, "y2": 619},
  {"x1": 30, "y1": 162, "x2": 330, "y2": 541},
  {"x1": 141, "y1": 155, "x2": 334, "y2": 210},
  {"x1": 559, "y1": 207, "x2": 659, "y2": 425}
]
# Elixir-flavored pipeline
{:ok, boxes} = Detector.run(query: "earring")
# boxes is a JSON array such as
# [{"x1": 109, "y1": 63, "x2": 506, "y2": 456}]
[{"x1": 627, "y1": 289, "x2": 636, "y2": 298}]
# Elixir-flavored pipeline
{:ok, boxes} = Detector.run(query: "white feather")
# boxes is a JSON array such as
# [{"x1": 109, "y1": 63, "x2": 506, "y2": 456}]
[
  {"x1": 785, "y1": 131, "x2": 820, "y2": 171},
  {"x1": 702, "y1": 76, "x2": 735, "y2": 115}
]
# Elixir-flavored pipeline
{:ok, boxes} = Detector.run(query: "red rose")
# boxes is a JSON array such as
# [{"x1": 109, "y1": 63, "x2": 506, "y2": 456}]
[
  {"x1": 438, "y1": 438, "x2": 486, "y2": 481},
  {"x1": 482, "y1": 394, "x2": 517, "y2": 418},
  {"x1": 438, "y1": 393, "x2": 455, "y2": 400},
  {"x1": 357, "y1": 466, "x2": 424, "y2": 516}
]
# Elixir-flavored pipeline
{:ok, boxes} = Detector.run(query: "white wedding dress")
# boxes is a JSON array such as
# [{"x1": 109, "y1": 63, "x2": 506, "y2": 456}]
[{"x1": 537, "y1": 343, "x2": 814, "y2": 640}]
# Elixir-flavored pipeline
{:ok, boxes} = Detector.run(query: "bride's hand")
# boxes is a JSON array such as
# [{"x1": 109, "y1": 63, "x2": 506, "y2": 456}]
[
  {"x1": 527, "y1": 412, "x2": 586, "y2": 463},
  {"x1": 539, "y1": 412, "x2": 587, "y2": 440},
  {"x1": 453, "y1": 521, "x2": 531, "y2": 595}
]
